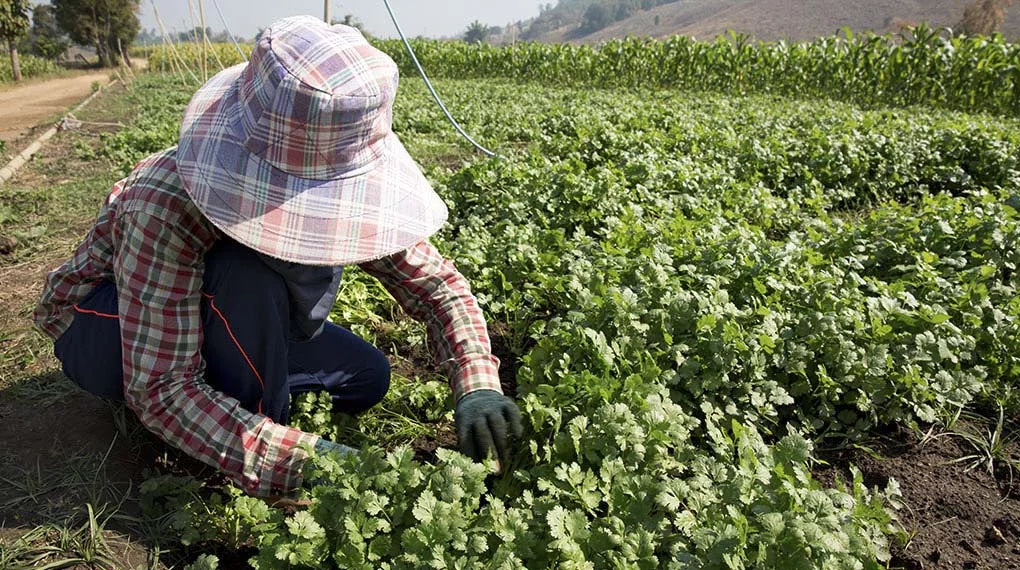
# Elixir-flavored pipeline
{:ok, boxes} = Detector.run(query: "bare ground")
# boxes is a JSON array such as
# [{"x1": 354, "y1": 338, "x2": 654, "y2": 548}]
[
  {"x1": 817, "y1": 426, "x2": 1020, "y2": 570},
  {"x1": 0, "y1": 71, "x2": 112, "y2": 144},
  {"x1": 0, "y1": 79, "x2": 168, "y2": 568}
]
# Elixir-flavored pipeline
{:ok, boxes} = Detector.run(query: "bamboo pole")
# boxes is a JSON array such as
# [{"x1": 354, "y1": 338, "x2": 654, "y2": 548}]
[
  {"x1": 199, "y1": 0, "x2": 209, "y2": 80},
  {"x1": 151, "y1": 0, "x2": 200, "y2": 83},
  {"x1": 186, "y1": 0, "x2": 204, "y2": 81}
]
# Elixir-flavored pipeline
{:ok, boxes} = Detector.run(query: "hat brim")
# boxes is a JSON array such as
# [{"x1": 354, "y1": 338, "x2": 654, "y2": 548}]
[{"x1": 176, "y1": 64, "x2": 448, "y2": 266}]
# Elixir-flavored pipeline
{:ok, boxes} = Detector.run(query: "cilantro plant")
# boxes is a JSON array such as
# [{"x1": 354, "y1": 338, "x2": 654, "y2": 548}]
[{"x1": 125, "y1": 68, "x2": 1020, "y2": 568}]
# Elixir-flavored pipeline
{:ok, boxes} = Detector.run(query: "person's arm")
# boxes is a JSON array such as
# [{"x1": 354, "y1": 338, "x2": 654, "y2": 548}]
[
  {"x1": 359, "y1": 239, "x2": 502, "y2": 400},
  {"x1": 359, "y1": 240, "x2": 522, "y2": 462},
  {"x1": 34, "y1": 234, "x2": 105, "y2": 340},
  {"x1": 34, "y1": 178, "x2": 129, "y2": 339},
  {"x1": 114, "y1": 210, "x2": 319, "y2": 496}
]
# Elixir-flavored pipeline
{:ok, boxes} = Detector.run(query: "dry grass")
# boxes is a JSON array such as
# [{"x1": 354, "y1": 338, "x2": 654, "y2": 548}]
[{"x1": 0, "y1": 77, "x2": 178, "y2": 569}]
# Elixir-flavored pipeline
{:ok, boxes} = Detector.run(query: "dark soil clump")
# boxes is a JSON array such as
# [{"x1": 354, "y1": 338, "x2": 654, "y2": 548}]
[
  {"x1": 411, "y1": 425, "x2": 459, "y2": 464},
  {"x1": 816, "y1": 425, "x2": 1020, "y2": 570},
  {"x1": 488, "y1": 321, "x2": 526, "y2": 398}
]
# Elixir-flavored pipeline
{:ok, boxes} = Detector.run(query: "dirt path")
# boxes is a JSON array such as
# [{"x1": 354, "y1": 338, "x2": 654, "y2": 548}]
[{"x1": 0, "y1": 72, "x2": 112, "y2": 143}]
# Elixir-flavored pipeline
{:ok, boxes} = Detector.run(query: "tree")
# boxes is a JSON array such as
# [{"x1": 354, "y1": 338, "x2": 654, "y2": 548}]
[
  {"x1": 28, "y1": 4, "x2": 69, "y2": 59},
  {"x1": 135, "y1": 27, "x2": 158, "y2": 46},
  {"x1": 0, "y1": 0, "x2": 30, "y2": 81},
  {"x1": 957, "y1": 0, "x2": 1015, "y2": 35},
  {"x1": 332, "y1": 14, "x2": 369, "y2": 38},
  {"x1": 177, "y1": 26, "x2": 213, "y2": 44},
  {"x1": 581, "y1": 3, "x2": 610, "y2": 34},
  {"x1": 614, "y1": 2, "x2": 633, "y2": 22},
  {"x1": 52, "y1": 0, "x2": 140, "y2": 68},
  {"x1": 463, "y1": 20, "x2": 489, "y2": 44}
]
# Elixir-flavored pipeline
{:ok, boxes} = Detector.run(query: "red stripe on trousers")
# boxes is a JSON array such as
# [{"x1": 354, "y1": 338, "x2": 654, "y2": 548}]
[
  {"x1": 201, "y1": 292, "x2": 265, "y2": 414},
  {"x1": 73, "y1": 305, "x2": 119, "y2": 319}
]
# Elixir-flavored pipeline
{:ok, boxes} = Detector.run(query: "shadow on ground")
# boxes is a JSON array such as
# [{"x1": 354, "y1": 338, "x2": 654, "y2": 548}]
[{"x1": 0, "y1": 369, "x2": 178, "y2": 568}]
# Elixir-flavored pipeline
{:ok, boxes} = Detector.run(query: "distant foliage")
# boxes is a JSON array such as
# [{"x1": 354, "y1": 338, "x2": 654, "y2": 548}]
[
  {"x1": 332, "y1": 14, "x2": 369, "y2": 38},
  {"x1": 52, "y1": 0, "x2": 139, "y2": 67},
  {"x1": 0, "y1": 0, "x2": 30, "y2": 43},
  {"x1": 25, "y1": 4, "x2": 68, "y2": 59},
  {"x1": 375, "y1": 26, "x2": 1020, "y2": 116},
  {"x1": 581, "y1": 3, "x2": 610, "y2": 33},
  {"x1": 0, "y1": 52, "x2": 58, "y2": 81},
  {"x1": 957, "y1": 0, "x2": 1015, "y2": 35},
  {"x1": 526, "y1": 0, "x2": 681, "y2": 38},
  {"x1": 0, "y1": 0, "x2": 30, "y2": 80},
  {"x1": 463, "y1": 20, "x2": 489, "y2": 44}
]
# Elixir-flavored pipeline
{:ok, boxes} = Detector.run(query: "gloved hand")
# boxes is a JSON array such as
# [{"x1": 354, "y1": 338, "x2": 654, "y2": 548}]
[
  {"x1": 313, "y1": 437, "x2": 358, "y2": 458},
  {"x1": 454, "y1": 390, "x2": 523, "y2": 466},
  {"x1": 280, "y1": 438, "x2": 358, "y2": 500}
]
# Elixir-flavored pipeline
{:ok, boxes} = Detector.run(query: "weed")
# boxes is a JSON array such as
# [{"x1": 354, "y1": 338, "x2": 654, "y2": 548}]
[{"x1": 935, "y1": 404, "x2": 1020, "y2": 490}]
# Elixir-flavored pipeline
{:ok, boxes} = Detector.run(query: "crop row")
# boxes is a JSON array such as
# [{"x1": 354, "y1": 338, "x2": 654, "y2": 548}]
[
  {"x1": 148, "y1": 27, "x2": 1020, "y2": 116},
  {"x1": 378, "y1": 27, "x2": 1020, "y2": 116},
  {"x1": 100, "y1": 74, "x2": 1019, "y2": 568},
  {"x1": 144, "y1": 42, "x2": 250, "y2": 77},
  {"x1": 0, "y1": 53, "x2": 61, "y2": 82}
]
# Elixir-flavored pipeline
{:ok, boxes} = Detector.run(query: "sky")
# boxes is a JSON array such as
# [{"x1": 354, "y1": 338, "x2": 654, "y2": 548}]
[{"x1": 136, "y1": 0, "x2": 546, "y2": 40}]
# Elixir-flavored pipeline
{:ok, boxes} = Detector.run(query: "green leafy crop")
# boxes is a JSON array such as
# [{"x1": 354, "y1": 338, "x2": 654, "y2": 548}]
[{"x1": 123, "y1": 59, "x2": 1020, "y2": 568}]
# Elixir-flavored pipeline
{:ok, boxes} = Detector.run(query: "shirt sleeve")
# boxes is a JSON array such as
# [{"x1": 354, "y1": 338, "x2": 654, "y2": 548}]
[
  {"x1": 359, "y1": 240, "x2": 502, "y2": 402},
  {"x1": 33, "y1": 178, "x2": 126, "y2": 340},
  {"x1": 34, "y1": 227, "x2": 108, "y2": 340},
  {"x1": 113, "y1": 210, "x2": 319, "y2": 497}
]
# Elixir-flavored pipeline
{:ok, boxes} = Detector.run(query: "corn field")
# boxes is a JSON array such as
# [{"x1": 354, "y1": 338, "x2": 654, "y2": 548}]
[
  {"x1": 147, "y1": 26, "x2": 1020, "y2": 116},
  {"x1": 0, "y1": 54, "x2": 61, "y2": 82},
  {"x1": 145, "y1": 42, "x2": 252, "y2": 77}
]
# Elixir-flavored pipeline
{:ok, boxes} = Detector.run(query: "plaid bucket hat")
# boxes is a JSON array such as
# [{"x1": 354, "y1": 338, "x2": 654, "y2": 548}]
[{"x1": 176, "y1": 15, "x2": 448, "y2": 266}]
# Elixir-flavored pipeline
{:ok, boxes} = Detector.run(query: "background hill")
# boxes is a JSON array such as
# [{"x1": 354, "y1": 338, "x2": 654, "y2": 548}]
[{"x1": 514, "y1": 0, "x2": 1020, "y2": 43}]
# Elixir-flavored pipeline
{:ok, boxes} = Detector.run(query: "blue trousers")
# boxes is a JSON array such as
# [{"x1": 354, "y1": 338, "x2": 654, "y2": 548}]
[{"x1": 53, "y1": 240, "x2": 391, "y2": 425}]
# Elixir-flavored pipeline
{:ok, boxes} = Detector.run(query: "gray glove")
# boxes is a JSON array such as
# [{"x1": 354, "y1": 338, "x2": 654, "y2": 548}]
[
  {"x1": 314, "y1": 438, "x2": 358, "y2": 457},
  {"x1": 454, "y1": 390, "x2": 524, "y2": 465}
]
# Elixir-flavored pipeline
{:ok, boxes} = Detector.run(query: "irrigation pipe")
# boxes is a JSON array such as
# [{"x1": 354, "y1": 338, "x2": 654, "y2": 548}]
[
  {"x1": 0, "y1": 79, "x2": 120, "y2": 185},
  {"x1": 381, "y1": 0, "x2": 499, "y2": 158},
  {"x1": 211, "y1": 0, "x2": 248, "y2": 60}
]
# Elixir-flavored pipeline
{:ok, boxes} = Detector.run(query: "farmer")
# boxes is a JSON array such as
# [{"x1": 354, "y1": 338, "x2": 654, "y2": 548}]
[{"x1": 32, "y1": 16, "x2": 522, "y2": 497}]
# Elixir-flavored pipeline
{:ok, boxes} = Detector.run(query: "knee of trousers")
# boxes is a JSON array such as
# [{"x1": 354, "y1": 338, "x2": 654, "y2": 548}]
[
  {"x1": 53, "y1": 280, "x2": 125, "y2": 401},
  {"x1": 360, "y1": 348, "x2": 392, "y2": 408}
]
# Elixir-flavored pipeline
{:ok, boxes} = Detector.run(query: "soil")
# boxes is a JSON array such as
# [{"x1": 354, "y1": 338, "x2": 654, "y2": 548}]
[
  {"x1": 816, "y1": 426, "x2": 1020, "y2": 570},
  {"x1": 411, "y1": 425, "x2": 460, "y2": 464},
  {"x1": 0, "y1": 372, "x2": 163, "y2": 567},
  {"x1": 487, "y1": 321, "x2": 524, "y2": 398},
  {"x1": 377, "y1": 319, "x2": 525, "y2": 464},
  {"x1": 0, "y1": 373, "x2": 148, "y2": 522},
  {"x1": 0, "y1": 71, "x2": 112, "y2": 144},
  {"x1": 0, "y1": 76, "x2": 167, "y2": 567}
]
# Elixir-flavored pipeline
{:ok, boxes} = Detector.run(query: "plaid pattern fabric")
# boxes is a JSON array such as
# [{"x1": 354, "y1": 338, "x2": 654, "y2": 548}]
[
  {"x1": 361, "y1": 242, "x2": 501, "y2": 403},
  {"x1": 176, "y1": 16, "x2": 447, "y2": 266},
  {"x1": 34, "y1": 149, "x2": 502, "y2": 496}
]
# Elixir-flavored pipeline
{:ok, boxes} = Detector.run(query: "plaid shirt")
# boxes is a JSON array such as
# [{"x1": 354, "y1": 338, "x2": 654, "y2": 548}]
[{"x1": 33, "y1": 148, "x2": 501, "y2": 496}]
